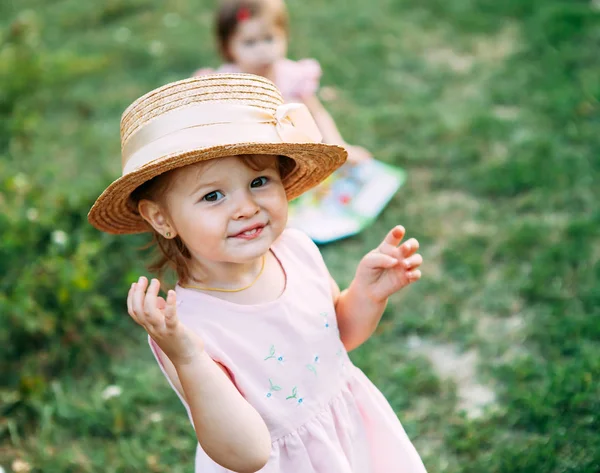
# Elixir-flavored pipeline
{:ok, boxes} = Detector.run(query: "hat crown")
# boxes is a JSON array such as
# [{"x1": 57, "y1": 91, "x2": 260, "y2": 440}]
[
  {"x1": 119, "y1": 74, "x2": 284, "y2": 148},
  {"x1": 88, "y1": 73, "x2": 347, "y2": 234}
]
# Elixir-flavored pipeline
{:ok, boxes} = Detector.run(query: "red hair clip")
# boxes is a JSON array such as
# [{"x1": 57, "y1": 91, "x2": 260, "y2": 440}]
[{"x1": 236, "y1": 7, "x2": 251, "y2": 22}]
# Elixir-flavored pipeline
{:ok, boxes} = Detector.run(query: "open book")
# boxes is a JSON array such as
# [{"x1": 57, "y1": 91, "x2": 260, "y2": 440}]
[{"x1": 288, "y1": 159, "x2": 406, "y2": 244}]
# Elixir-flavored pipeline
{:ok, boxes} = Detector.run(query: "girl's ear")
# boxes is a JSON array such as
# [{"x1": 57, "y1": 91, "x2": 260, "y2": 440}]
[{"x1": 138, "y1": 199, "x2": 176, "y2": 239}]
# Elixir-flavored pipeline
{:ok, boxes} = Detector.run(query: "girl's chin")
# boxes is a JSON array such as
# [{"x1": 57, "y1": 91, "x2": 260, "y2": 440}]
[
  {"x1": 232, "y1": 242, "x2": 272, "y2": 262},
  {"x1": 198, "y1": 245, "x2": 270, "y2": 264}
]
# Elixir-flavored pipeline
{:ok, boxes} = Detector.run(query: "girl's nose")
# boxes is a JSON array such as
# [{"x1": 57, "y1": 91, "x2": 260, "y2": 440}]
[{"x1": 233, "y1": 191, "x2": 260, "y2": 220}]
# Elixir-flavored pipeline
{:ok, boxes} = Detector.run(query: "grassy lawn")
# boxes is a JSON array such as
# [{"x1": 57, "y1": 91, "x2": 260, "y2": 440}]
[{"x1": 1, "y1": 0, "x2": 599, "y2": 472}]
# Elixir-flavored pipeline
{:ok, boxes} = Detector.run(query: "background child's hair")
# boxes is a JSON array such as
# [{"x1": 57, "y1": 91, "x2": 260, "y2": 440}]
[
  {"x1": 130, "y1": 155, "x2": 296, "y2": 283},
  {"x1": 216, "y1": 0, "x2": 289, "y2": 62}
]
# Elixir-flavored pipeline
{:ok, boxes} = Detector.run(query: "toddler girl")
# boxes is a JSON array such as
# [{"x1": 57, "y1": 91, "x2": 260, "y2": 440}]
[
  {"x1": 88, "y1": 74, "x2": 426, "y2": 473},
  {"x1": 194, "y1": 0, "x2": 371, "y2": 164}
]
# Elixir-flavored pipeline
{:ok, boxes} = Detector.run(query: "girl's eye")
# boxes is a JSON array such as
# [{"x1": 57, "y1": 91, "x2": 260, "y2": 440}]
[
  {"x1": 243, "y1": 39, "x2": 256, "y2": 47},
  {"x1": 202, "y1": 190, "x2": 224, "y2": 202},
  {"x1": 264, "y1": 34, "x2": 274, "y2": 43},
  {"x1": 251, "y1": 176, "x2": 268, "y2": 188}
]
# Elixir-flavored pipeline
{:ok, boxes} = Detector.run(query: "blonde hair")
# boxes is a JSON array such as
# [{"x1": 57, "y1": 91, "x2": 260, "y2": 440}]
[
  {"x1": 216, "y1": 0, "x2": 289, "y2": 62},
  {"x1": 130, "y1": 155, "x2": 295, "y2": 284}
]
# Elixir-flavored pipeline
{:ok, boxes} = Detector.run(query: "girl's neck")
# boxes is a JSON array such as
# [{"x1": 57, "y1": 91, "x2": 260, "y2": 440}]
[
  {"x1": 187, "y1": 255, "x2": 264, "y2": 290},
  {"x1": 184, "y1": 251, "x2": 286, "y2": 305},
  {"x1": 239, "y1": 63, "x2": 277, "y2": 82}
]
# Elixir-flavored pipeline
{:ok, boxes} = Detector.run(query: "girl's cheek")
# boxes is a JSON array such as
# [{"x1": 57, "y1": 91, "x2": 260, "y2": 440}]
[{"x1": 263, "y1": 188, "x2": 286, "y2": 208}]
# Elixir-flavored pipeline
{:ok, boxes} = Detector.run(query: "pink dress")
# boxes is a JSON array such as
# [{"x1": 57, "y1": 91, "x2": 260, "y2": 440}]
[
  {"x1": 193, "y1": 58, "x2": 322, "y2": 102},
  {"x1": 149, "y1": 229, "x2": 427, "y2": 472}
]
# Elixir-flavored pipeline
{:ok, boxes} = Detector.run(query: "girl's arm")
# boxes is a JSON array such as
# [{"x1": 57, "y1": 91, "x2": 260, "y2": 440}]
[
  {"x1": 157, "y1": 348, "x2": 270, "y2": 473},
  {"x1": 330, "y1": 277, "x2": 387, "y2": 352},
  {"x1": 129, "y1": 278, "x2": 271, "y2": 473},
  {"x1": 331, "y1": 226, "x2": 423, "y2": 351},
  {"x1": 302, "y1": 94, "x2": 372, "y2": 163},
  {"x1": 302, "y1": 94, "x2": 346, "y2": 146}
]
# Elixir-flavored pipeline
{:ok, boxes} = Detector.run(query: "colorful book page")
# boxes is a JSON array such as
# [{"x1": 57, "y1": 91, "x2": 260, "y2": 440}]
[{"x1": 288, "y1": 159, "x2": 406, "y2": 244}]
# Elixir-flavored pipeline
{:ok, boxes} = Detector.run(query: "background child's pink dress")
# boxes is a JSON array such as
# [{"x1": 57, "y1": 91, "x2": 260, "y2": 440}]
[
  {"x1": 194, "y1": 58, "x2": 322, "y2": 102},
  {"x1": 149, "y1": 229, "x2": 427, "y2": 472}
]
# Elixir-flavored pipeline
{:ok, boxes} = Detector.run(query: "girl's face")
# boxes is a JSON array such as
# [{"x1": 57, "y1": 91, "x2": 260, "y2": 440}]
[
  {"x1": 161, "y1": 155, "x2": 288, "y2": 268},
  {"x1": 227, "y1": 15, "x2": 287, "y2": 73}
]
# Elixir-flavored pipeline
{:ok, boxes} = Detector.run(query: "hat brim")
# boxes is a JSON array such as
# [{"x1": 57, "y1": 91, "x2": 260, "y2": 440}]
[{"x1": 88, "y1": 141, "x2": 347, "y2": 234}]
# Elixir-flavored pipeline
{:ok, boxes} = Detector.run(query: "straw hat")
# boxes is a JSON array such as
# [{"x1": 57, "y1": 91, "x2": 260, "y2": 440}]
[{"x1": 88, "y1": 73, "x2": 347, "y2": 234}]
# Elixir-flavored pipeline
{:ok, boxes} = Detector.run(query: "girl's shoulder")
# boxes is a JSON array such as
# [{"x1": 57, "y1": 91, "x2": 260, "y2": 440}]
[
  {"x1": 276, "y1": 58, "x2": 322, "y2": 100},
  {"x1": 273, "y1": 227, "x2": 328, "y2": 273},
  {"x1": 275, "y1": 227, "x2": 317, "y2": 251}
]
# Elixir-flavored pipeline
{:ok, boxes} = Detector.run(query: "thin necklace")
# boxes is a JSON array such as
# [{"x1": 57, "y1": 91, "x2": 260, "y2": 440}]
[{"x1": 182, "y1": 255, "x2": 266, "y2": 293}]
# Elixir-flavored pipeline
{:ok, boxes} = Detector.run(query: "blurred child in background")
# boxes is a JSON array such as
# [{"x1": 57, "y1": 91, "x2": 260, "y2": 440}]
[{"x1": 195, "y1": 0, "x2": 371, "y2": 164}]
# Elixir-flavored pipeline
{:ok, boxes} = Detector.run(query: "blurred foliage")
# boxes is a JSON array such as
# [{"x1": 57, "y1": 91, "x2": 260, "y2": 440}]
[{"x1": 0, "y1": 11, "x2": 148, "y2": 442}]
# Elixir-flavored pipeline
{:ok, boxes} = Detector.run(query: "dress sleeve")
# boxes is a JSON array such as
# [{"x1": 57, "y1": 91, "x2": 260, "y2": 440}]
[
  {"x1": 293, "y1": 58, "x2": 322, "y2": 99},
  {"x1": 148, "y1": 335, "x2": 195, "y2": 419}
]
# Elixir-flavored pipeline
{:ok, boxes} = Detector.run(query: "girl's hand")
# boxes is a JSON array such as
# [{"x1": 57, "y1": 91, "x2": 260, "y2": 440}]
[
  {"x1": 354, "y1": 225, "x2": 422, "y2": 304},
  {"x1": 127, "y1": 277, "x2": 204, "y2": 366},
  {"x1": 345, "y1": 144, "x2": 373, "y2": 164}
]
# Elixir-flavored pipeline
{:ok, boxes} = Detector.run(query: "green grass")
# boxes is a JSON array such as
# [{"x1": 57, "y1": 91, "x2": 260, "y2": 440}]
[{"x1": 1, "y1": 0, "x2": 599, "y2": 471}]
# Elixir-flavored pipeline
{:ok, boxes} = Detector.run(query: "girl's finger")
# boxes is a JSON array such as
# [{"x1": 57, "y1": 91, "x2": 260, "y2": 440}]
[
  {"x1": 127, "y1": 283, "x2": 141, "y2": 324},
  {"x1": 400, "y1": 238, "x2": 419, "y2": 258},
  {"x1": 403, "y1": 254, "x2": 423, "y2": 270},
  {"x1": 143, "y1": 279, "x2": 162, "y2": 324},
  {"x1": 132, "y1": 276, "x2": 149, "y2": 319},
  {"x1": 407, "y1": 270, "x2": 422, "y2": 282},
  {"x1": 164, "y1": 290, "x2": 178, "y2": 329},
  {"x1": 127, "y1": 283, "x2": 134, "y2": 316},
  {"x1": 364, "y1": 251, "x2": 398, "y2": 269},
  {"x1": 378, "y1": 225, "x2": 405, "y2": 253}
]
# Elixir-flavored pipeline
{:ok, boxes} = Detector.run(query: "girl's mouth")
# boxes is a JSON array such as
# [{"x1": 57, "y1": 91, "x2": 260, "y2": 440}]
[{"x1": 231, "y1": 224, "x2": 265, "y2": 240}]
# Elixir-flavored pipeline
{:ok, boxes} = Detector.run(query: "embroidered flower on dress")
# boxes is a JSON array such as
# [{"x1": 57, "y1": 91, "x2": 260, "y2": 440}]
[
  {"x1": 321, "y1": 312, "x2": 330, "y2": 328},
  {"x1": 306, "y1": 354, "x2": 320, "y2": 375},
  {"x1": 266, "y1": 378, "x2": 282, "y2": 399},
  {"x1": 285, "y1": 386, "x2": 305, "y2": 406},
  {"x1": 286, "y1": 386, "x2": 298, "y2": 400},
  {"x1": 265, "y1": 345, "x2": 285, "y2": 364}
]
